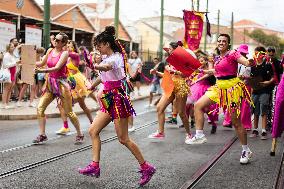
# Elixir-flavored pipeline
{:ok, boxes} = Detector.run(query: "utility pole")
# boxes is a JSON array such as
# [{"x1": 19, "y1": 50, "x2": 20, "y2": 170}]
[
  {"x1": 159, "y1": 0, "x2": 164, "y2": 59},
  {"x1": 203, "y1": 0, "x2": 208, "y2": 52},
  {"x1": 217, "y1": 9, "x2": 220, "y2": 38},
  {"x1": 197, "y1": 0, "x2": 200, "y2": 11},
  {"x1": 43, "y1": 0, "x2": 50, "y2": 49},
  {"x1": 231, "y1": 12, "x2": 234, "y2": 49},
  {"x1": 114, "y1": 0, "x2": 119, "y2": 38},
  {"x1": 243, "y1": 28, "x2": 246, "y2": 43}
]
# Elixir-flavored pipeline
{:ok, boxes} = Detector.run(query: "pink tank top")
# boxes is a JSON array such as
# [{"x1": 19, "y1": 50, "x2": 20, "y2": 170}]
[
  {"x1": 47, "y1": 49, "x2": 67, "y2": 78},
  {"x1": 214, "y1": 50, "x2": 241, "y2": 78}
]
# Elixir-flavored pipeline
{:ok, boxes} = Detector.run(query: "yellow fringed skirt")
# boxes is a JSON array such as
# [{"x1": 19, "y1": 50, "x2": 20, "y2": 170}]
[
  {"x1": 71, "y1": 72, "x2": 91, "y2": 100},
  {"x1": 205, "y1": 77, "x2": 252, "y2": 116}
]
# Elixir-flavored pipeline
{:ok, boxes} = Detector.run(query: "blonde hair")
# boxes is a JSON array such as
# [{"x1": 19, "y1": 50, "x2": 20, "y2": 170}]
[
  {"x1": 36, "y1": 47, "x2": 46, "y2": 54},
  {"x1": 6, "y1": 43, "x2": 13, "y2": 52}
]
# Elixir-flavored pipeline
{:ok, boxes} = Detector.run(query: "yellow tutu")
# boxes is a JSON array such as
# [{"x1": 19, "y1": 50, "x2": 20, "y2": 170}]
[
  {"x1": 205, "y1": 77, "x2": 252, "y2": 116},
  {"x1": 67, "y1": 60, "x2": 91, "y2": 100},
  {"x1": 70, "y1": 72, "x2": 91, "y2": 99}
]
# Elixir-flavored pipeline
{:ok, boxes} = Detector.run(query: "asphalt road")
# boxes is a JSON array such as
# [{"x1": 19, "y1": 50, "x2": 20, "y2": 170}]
[{"x1": 0, "y1": 97, "x2": 282, "y2": 189}]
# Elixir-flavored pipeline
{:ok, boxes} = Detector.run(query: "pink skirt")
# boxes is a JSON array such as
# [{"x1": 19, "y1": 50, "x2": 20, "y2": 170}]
[
  {"x1": 9, "y1": 66, "x2": 16, "y2": 82},
  {"x1": 100, "y1": 80, "x2": 136, "y2": 121},
  {"x1": 188, "y1": 81, "x2": 211, "y2": 103}
]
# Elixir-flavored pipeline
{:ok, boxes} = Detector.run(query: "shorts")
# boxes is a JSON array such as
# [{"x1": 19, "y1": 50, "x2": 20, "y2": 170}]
[
  {"x1": 150, "y1": 82, "x2": 162, "y2": 94},
  {"x1": 252, "y1": 93, "x2": 270, "y2": 116},
  {"x1": 130, "y1": 73, "x2": 141, "y2": 82},
  {"x1": 172, "y1": 77, "x2": 189, "y2": 98},
  {"x1": 9, "y1": 66, "x2": 16, "y2": 82}
]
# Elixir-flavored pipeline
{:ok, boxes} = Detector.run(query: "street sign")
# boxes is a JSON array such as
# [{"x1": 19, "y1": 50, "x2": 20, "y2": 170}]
[{"x1": 16, "y1": 0, "x2": 24, "y2": 9}]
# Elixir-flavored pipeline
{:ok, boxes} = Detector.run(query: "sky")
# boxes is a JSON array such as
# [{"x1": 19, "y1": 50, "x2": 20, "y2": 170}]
[{"x1": 36, "y1": 0, "x2": 284, "y2": 32}]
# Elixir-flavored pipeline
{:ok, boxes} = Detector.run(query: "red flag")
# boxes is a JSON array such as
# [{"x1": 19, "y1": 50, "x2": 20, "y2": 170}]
[
  {"x1": 183, "y1": 10, "x2": 204, "y2": 51},
  {"x1": 166, "y1": 46, "x2": 201, "y2": 77}
]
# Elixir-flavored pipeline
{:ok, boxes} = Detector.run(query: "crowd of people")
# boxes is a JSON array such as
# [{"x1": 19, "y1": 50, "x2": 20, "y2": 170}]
[{"x1": 0, "y1": 25, "x2": 284, "y2": 186}]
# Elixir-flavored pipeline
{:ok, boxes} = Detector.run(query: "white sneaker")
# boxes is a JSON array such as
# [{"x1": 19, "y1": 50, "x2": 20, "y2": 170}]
[
  {"x1": 185, "y1": 135, "x2": 207, "y2": 145},
  {"x1": 17, "y1": 101, "x2": 22, "y2": 107},
  {"x1": 184, "y1": 134, "x2": 193, "y2": 144},
  {"x1": 29, "y1": 102, "x2": 37, "y2": 108},
  {"x1": 128, "y1": 126, "x2": 136, "y2": 132},
  {"x1": 5, "y1": 105, "x2": 14, "y2": 109},
  {"x1": 240, "y1": 150, "x2": 252, "y2": 164}
]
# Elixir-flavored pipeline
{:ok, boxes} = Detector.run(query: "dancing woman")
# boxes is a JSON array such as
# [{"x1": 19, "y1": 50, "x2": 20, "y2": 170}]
[
  {"x1": 187, "y1": 55, "x2": 218, "y2": 134},
  {"x1": 78, "y1": 26, "x2": 156, "y2": 186},
  {"x1": 147, "y1": 41, "x2": 192, "y2": 143},
  {"x1": 33, "y1": 33, "x2": 84, "y2": 144},
  {"x1": 186, "y1": 34, "x2": 255, "y2": 164},
  {"x1": 56, "y1": 40, "x2": 93, "y2": 135}
]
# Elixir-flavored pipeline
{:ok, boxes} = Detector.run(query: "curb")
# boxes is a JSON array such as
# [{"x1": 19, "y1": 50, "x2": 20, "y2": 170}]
[{"x1": 0, "y1": 95, "x2": 151, "y2": 120}]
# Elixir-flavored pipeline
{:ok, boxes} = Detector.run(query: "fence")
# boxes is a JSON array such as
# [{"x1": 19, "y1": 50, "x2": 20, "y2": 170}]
[{"x1": 140, "y1": 50, "x2": 161, "y2": 62}]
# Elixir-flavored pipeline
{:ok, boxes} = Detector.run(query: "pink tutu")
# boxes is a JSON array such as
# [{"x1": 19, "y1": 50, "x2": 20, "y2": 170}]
[{"x1": 188, "y1": 80, "x2": 211, "y2": 103}]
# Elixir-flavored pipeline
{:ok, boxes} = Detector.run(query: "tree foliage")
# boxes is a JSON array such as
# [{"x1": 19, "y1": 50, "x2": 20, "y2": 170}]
[{"x1": 249, "y1": 29, "x2": 284, "y2": 57}]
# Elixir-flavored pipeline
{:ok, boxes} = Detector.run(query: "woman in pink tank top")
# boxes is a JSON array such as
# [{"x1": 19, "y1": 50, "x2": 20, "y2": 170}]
[
  {"x1": 187, "y1": 34, "x2": 256, "y2": 165},
  {"x1": 33, "y1": 33, "x2": 84, "y2": 144}
]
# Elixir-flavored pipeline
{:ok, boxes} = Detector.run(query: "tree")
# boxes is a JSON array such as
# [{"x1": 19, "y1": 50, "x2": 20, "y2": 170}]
[{"x1": 249, "y1": 29, "x2": 284, "y2": 57}]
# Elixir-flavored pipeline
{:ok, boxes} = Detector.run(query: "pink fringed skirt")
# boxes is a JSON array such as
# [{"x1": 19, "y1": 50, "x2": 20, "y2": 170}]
[{"x1": 100, "y1": 80, "x2": 136, "y2": 121}]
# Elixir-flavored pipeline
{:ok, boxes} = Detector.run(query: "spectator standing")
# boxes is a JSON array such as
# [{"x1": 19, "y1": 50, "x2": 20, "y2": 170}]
[
  {"x1": 146, "y1": 57, "x2": 165, "y2": 107},
  {"x1": 250, "y1": 46, "x2": 275, "y2": 140},
  {"x1": 128, "y1": 51, "x2": 143, "y2": 96},
  {"x1": 1, "y1": 43, "x2": 18, "y2": 109}
]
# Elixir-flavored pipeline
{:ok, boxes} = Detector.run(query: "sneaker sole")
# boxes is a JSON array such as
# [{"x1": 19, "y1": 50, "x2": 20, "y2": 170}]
[
  {"x1": 56, "y1": 132, "x2": 69, "y2": 135},
  {"x1": 32, "y1": 139, "x2": 48, "y2": 145},
  {"x1": 185, "y1": 139, "x2": 207, "y2": 145},
  {"x1": 79, "y1": 172, "x2": 100, "y2": 178},
  {"x1": 74, "y1": 141, "x2": 84, "y2": 145},
  {"x1": 249, "y1": 135, "x2": 258, "y2": 138},
  {"x1": 148, "y1": 137, "x2": 165, "y2": 142}
]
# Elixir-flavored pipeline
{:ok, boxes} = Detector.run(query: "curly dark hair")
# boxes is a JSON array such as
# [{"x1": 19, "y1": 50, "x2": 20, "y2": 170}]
[
  {"x1": 93, "y1": 26, "x2": 121, "y2": 53},
  {"x1": 169, "y1": 41, "x2": 183, "y2": 50}
]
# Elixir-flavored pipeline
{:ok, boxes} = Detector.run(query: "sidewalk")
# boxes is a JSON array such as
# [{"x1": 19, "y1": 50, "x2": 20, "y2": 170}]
[{"x1": 0, "y1": 85, "x2": 151, "y2": 120}]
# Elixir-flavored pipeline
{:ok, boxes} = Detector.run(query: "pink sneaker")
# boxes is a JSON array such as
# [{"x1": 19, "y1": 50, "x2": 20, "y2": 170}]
[
  {"x1": 139, "y1": 164, "x2": 156, "y2": 186},
  {"x1": 78, "y1": 163, "x2": 100, "y2": 177},
  {"x1": 147, "y1": 131, "x2": 165, "y2": 140}
]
